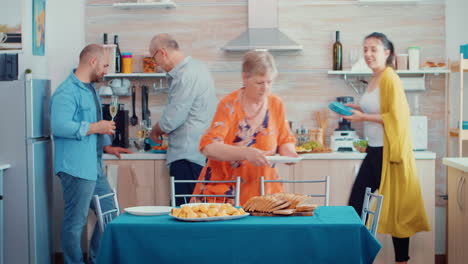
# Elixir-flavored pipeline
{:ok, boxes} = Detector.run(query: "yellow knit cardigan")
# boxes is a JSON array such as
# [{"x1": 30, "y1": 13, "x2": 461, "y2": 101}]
[{"x1": 378, "y1": 67, "x2": 431, "y2": 237}]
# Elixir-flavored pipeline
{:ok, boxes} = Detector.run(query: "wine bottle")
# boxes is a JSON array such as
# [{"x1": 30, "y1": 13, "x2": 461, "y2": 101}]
[
  {"x1": 114, "y1": 35, "x2": 122, "y2": 73},
  {"x1": 103, "y1": 33, "x2": 108, "y2": 44},
  {"x1": 333, "y1": 31, "x2": 343, "y2": 71}
]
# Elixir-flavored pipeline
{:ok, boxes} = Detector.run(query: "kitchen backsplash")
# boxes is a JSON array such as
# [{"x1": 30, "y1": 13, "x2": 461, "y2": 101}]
[{"x1": 88, "y1": 0, "x2": 447, "y2": 205}]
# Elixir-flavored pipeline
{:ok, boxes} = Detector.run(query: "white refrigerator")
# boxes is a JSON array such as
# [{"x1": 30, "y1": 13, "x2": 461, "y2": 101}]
[{"x1": 0, "y1": 79, "x2": 53, "y2": 264}]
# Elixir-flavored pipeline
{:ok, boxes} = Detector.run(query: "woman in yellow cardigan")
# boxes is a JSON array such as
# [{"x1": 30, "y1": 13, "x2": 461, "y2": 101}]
[{"x1": 343, "y1": 32, "x2": 430, "y2": 264}]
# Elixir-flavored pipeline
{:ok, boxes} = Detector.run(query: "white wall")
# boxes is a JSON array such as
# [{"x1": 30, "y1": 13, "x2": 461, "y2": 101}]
[{"x1": 441, "y1": 0, "x2": 468, "y2": 255}]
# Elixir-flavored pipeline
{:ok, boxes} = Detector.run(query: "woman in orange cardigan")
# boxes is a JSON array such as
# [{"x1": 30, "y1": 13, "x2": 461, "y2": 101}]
[{"x1": 192, "y1": 51, "x2": 297, "y2": 205}]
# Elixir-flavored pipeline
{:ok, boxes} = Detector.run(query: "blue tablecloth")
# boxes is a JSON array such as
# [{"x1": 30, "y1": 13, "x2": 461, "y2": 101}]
[{"x1": 97, "y1": 206, "x2": 381, "y2": 264}]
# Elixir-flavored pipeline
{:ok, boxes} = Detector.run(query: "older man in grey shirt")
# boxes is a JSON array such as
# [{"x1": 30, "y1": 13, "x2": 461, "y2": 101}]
[{"x1": 149, "y1": 33, "x2": 217, "y2": 205}]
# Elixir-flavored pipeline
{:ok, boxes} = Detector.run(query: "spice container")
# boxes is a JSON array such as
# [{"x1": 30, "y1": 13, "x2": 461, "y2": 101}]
[
  {"x1": 309, "y1": 128, "x2": 324, "y2": 146},
  {"x1": 143, "y1": 56, "x2": 156, "y2": 73},
  {"x1": 122, "y1": 52, "x2": 133, "y2": 73},
  {"x1": 408, "y1": 46, "x2": 420, "y2": 70},
  {"x1": 396, "y1": 54, "x2": 408, "y2": 70}
]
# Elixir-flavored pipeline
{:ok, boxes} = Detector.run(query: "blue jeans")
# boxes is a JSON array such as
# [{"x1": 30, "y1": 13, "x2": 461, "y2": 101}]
[{"x1": 58, "y1": 171, "x2": 114, "y2": 264}]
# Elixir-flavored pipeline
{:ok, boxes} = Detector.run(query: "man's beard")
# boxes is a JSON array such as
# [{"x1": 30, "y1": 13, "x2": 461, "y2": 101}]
[{"x1": 91, "y1": 72, "x2": 102, "y2": 83}]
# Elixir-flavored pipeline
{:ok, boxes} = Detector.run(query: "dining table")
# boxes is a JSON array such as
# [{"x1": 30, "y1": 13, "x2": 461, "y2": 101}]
[{"x1": 97, "y1": 206, "x2": 381, "y2": 264}]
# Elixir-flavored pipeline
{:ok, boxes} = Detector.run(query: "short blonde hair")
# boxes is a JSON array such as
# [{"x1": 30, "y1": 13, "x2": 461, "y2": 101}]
[{"x1": 242, "y1": 51, "x2": 277, "y2": 78}]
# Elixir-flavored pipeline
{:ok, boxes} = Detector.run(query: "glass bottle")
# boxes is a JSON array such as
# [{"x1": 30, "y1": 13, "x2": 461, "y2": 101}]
[
  {"x1": 333, "y1": 31, "x2": 343, "y2": 70},
  {"x1": 103, "y1": 33, "x2": 108, "y2": 44},
  {"x1": 114, "y1": 35, "x2": 122, "y2": 73}
]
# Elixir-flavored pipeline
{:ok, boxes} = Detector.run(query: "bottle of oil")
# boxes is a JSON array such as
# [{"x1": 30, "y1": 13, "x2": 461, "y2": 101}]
[{"x1": 333, "y1": 31, "x2": 343, "y2": 71}]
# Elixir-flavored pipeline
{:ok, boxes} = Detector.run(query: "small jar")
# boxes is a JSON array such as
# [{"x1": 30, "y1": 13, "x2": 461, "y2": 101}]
[
  {"x1": 408, "y1": 46, "x2": 421, "y2": 70},
  {"x1": 121, "y1": 52, "x2": 133, "y2": 73},
  {"x1": 143, "y1": 57, "x2": 156, "y2": 73}
]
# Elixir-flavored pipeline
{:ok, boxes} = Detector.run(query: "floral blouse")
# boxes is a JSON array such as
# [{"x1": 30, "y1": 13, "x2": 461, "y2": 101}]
[{"x1": 192, "y1": 88, "x2": 296, "y2": 205}]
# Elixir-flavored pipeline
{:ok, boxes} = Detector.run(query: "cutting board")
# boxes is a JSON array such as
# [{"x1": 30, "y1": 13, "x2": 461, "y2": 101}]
[{"x1": 249, "y1": 211, "x2": 313, "y2": 217}]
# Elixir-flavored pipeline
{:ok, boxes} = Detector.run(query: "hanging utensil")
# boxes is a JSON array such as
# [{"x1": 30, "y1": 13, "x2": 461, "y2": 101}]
[
  {"x1": 130, "y1": 86, "x2": 138, "y2": 126},
  {"x1": 141, "y1": 85, "x2": 147, "y2": 122},
  {"x1": 145, "y1": 85, "x2": 150, "y2": 118}
]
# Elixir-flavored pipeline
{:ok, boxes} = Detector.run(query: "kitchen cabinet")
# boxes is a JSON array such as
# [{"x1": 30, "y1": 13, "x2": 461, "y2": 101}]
[
  {"x1": 102, "y1": 159, "x2": 164, "y2": 208},
  {"x1": 443, "y1": 158, "x2": 468, "y2": 264}
]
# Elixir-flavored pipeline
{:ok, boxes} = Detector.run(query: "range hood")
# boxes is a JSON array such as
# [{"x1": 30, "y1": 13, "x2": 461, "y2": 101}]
[{"x1": 222, "y1": 0, "x2": 302, "y2": 51}]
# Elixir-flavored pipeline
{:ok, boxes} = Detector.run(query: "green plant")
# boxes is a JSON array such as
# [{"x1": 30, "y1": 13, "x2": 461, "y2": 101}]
[{"x1": 25, "y1": 69, "x2": 32, "y2": 74}]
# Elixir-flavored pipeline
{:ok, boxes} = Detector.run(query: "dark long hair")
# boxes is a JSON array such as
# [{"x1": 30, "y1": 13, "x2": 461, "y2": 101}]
[{"x1": 365, "y1": 32, "x2": 395, "y2": 68}]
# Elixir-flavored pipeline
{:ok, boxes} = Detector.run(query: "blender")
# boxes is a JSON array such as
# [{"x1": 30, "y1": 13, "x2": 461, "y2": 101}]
[{"x1": 330, "y1": 96, "x2": 358, "y2": 152}]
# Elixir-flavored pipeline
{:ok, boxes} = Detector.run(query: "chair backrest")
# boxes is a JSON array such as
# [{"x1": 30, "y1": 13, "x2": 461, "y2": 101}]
[
  {"x1": 170, "y1": 176, "x2": 241, "y2": 207},
  {"x1": 361, "y1": 187, "x2": 384, "y2": 236},
  {"x1": 93, "y1": 188, "x2": 120, "y2": 234},
  {"x1": 260, "y1": 176, "x2": 330, "y2": 206}
]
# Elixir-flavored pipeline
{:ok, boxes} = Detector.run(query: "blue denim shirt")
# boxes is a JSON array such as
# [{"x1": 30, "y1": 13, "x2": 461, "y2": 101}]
[
  {"x1": 50, "y1": 70, "x2": 111, "y2": 180},
  {"x1": 160, "y1": 56, "x2": 217, "y2": 167}
]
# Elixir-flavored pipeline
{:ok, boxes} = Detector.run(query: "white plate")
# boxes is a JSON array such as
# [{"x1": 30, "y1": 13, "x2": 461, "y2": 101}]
[
  {"x1": 170, "y1": 213, "x2": 250, "y2": 222},
  {"x1": 266, "y1": 156, "x2": 303, "y2": 164},
  {"x1": 124, "y1": 206, "x2": 173, "y2": 216}
]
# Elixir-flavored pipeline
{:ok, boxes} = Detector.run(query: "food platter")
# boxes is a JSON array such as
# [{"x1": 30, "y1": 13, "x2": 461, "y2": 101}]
[{"x1": 296, "y1": 148, "x2": 332, "y2": 154}]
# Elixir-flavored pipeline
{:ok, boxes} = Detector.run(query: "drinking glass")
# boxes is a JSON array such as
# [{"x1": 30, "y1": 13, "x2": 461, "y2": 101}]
[{"x1": 138, "y1": 120, "x2": 148, "y2": 152}]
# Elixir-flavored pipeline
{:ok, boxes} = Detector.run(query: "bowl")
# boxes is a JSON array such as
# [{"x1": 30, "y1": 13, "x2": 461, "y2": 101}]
[
  {"x1": 328, "y1": 101, "x2": 353, "y2": 116},
  {"x1": 353, "y1": 139, "x2": 368, "y2": 153},
  {"x1": 99, "y1": 85, "x2": 113, "y2": 96}
]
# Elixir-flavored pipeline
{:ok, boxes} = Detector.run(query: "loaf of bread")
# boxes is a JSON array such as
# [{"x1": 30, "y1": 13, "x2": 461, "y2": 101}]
[{"x1": 243, "y1": 193, "x2": 317, "y2": 215}]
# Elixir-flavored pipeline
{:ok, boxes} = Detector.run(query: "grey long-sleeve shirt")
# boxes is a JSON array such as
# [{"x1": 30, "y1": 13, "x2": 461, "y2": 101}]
[{"x1": 159, "y1": 56, "x2": 217, "y2": 167}]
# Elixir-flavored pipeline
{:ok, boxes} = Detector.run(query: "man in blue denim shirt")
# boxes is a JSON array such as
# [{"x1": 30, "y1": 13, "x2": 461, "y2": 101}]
[
  {"x1": 51, "y1": 44, "x2": 132, "y2": 264},
  {"x1": 148, "y1": 34, "x2": 217, "y2": 205}
]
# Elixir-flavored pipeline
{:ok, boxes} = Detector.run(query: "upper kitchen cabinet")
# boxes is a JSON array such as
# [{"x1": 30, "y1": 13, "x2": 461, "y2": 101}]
[{"x1": 112, "y1": 0, "x2": 176, "y2": 9}]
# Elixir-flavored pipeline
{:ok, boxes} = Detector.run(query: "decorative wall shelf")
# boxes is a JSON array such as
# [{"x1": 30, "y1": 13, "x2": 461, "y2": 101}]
[
  {"x1": 104, "y1": 73, "x2": 167, "y2": 78},
  {"x1": 112, "y1": 1, "x2": 176, "y2": 9},
  {"x1": 328, "y1": 69, "x2": 449, "y2": 94},
  {"x1": 357, "y1": 0, "x2": 421, "y2": 4},
  {"x1": 0, "y1": 50, "x2": 22, "y2": 54},
  {"x1": 328, "y1": 69, "x2": 449, "y2": 76}
]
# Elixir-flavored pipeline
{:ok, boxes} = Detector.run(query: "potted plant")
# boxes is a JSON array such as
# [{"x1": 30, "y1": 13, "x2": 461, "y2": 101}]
[{"x1": 25, "y1": 69, "x2": 32, "y2": 81}]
